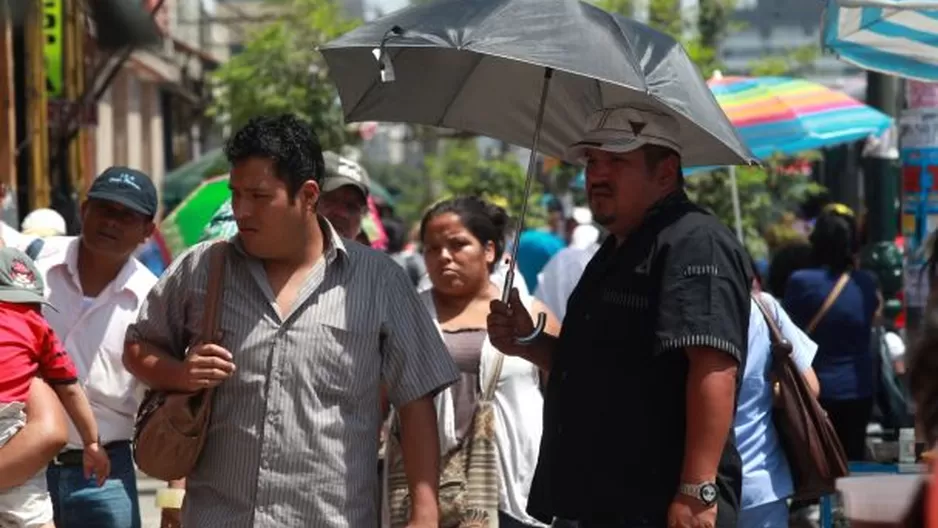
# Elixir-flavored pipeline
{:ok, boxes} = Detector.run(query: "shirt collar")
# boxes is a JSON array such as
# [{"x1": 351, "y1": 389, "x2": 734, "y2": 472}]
[
  {"x1": 52, "y1": 237, "x2": 154, "y2": 303},
  {"x1": 597, "y1": 190, "x2": 692, "y2": 258},
  {"x1": 229, "y1": 215, "x2": 350, "y2": 265}
]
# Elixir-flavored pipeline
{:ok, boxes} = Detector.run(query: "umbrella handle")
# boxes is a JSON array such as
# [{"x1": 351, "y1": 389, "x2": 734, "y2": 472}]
[
  {"x1": 516, "y1": 312, "x2": 547, "y2": 345},
  {"x1": 500, "y1": 266, "x2": 547, "y2": 345}
]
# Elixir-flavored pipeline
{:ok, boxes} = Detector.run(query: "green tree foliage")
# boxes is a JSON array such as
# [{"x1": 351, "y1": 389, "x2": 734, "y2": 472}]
[
  {"x1": 426, "y1": 140, "x2": 546, "y2": 227},
  {"x1": 207, "y1": 0, "x2": 360, "y2": 152},
  {"x1": 369, "y1": 139, "x2": 545, "y2": 227},
  {"x1": 361, "y1": 162, "x2": 429, "y2": 224},
  {"x1": 685, "y1": 156, "x2": 825, "y2": 258}
]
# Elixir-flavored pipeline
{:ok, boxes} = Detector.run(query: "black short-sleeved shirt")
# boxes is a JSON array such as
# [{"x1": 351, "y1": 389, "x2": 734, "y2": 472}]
[{"x1": 526, "y1": 191, "x2": 752, "y2": 527}]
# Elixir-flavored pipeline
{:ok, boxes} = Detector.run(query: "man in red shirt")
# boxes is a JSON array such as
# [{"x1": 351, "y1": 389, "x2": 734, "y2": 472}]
[{"x1": 0, "y1": 247, "x2": 110, "y2": 526}]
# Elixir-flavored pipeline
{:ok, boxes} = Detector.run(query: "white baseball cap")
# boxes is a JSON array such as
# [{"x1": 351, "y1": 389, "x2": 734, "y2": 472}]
[
  {"x1": 567, "y1": 107, "x2": 682, "y2": 162},
  {"x1": 21, "y1": 208, "x2": 67, "y2": 237}
]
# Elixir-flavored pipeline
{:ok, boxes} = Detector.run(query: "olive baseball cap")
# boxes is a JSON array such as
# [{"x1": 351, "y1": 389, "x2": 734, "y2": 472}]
[
  {"x1": 0, "y1": 247, "x2": 54, "y2": 309},
  {"x1": 321, "y1": 151, "x2": 370, "y2": 199}
]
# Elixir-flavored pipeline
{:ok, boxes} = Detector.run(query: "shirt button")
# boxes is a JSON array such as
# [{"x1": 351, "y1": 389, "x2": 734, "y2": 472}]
[{"x1": 584, "y1": 313, "x2": 591, "y2": 321}]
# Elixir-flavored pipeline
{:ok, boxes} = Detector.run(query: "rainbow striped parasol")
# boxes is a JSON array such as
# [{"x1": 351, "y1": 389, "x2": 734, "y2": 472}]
[{"x1": 707, "y1": 74, "x2": 893, "y2": 159}]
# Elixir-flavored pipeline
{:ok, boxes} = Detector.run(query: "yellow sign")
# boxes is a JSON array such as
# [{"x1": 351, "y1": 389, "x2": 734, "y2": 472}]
[{"x1": 42, "y1": 0, "x2": 64, "y2": 98}]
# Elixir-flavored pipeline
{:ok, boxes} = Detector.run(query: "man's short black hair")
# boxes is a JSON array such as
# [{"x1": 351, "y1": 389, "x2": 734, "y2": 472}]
[{"x1": 224, "y1": 114, "x2": 326, "y2": 198}]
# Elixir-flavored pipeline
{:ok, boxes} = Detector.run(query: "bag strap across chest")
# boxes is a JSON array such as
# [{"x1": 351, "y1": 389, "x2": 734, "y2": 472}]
[{"x1": 200, "y1": 241, "x2": 229, "y2": 345}]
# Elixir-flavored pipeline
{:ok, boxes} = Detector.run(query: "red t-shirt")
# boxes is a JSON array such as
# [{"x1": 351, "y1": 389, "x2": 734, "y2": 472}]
[{"x1": 0, "y1": 302, "x2": 78, "y2": 402}]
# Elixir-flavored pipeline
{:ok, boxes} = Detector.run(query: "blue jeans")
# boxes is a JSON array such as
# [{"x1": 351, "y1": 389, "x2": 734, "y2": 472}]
[{"x1": 47, "y1": 442, "x2": 141, "y2": 528}]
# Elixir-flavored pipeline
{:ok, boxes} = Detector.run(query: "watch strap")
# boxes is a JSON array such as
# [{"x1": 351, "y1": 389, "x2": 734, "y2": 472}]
[
  {"x1": 678, "y1": 483, "x2": 702, "y2": 497},
  {"x1": 678, "y1": 482, "x2": 718, "y2": 504}
]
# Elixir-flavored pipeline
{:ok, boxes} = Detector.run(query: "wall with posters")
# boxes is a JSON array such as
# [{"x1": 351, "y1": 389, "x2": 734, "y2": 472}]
[{"x1": 900, "y1": 81, "x2": 938, "y2": 328}]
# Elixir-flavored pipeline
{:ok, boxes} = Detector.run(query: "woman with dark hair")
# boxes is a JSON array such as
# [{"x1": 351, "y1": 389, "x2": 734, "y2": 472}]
[
  {"x1": 783, "y1": 204, "x2": 881, "y2": 460},
  {"x1": 385, "y1": 196, "x2": 560, "y2": 528}
]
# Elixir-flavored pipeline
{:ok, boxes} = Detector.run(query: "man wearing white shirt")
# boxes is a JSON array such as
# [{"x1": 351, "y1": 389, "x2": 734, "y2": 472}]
[
  {"x1": 30, "y1": 167, "x2": 158, "y2": 527},
  {"x1": 534, "y1": 211, "x2": 602, "y2": 321},
  {"x1": 534, "y1": 242, "x2": 600, "y2": 321}
]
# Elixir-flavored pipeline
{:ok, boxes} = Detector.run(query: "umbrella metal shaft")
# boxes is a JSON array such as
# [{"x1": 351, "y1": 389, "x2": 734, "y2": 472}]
[{"x1": 503, "y1": 67, "x2": 554, "y2": 304}]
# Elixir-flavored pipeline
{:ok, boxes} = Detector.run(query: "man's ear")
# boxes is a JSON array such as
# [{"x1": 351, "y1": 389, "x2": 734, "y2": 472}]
[
  {"x1": 300, "y1": 180, "x2": 321, "y2": 211},
  {"x1": 656, "y1": 154, "x2": 680, "y2": 187}
]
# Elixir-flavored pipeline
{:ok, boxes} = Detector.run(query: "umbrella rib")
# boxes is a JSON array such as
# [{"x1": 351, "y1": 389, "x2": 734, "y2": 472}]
[
  {"x1": 435, "y1": 52, "x2": 486, "y2": 127},
  {"x1": 345, "y1": 48, "x2": 405, "y2": 121}
]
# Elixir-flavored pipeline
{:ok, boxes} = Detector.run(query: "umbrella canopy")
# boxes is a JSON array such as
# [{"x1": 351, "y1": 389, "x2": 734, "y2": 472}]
[
  {"x1": 823, "y1": 0, "x2": 938, "y2": 81},
  {"x1": 161, "y1": 149, "x2": 230, "y2": 214},
  {"x1": 321, "y1": 0, "x2": 757, "y2": 168},
  {"x1": 160, "y1": 175, "x2": 231, "y2": 258},
  {"x1": 708, "y1": 74, "x2": 893, "y2": 159}
]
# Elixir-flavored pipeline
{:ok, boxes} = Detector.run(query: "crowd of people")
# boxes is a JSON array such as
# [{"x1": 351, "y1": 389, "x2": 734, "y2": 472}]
[{"x1": 0, "y1": 110, "x2": 921, "y2": 528}]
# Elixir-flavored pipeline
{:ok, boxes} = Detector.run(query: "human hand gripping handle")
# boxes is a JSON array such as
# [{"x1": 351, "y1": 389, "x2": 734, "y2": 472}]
[
  {"x1": 180, "y1": 343, "x2": 236, "y2": 393},
  {"x1": 488, "y1": 287, "x2": 541, "y2": 356},
  {"x1": 500, "y1": 267, "x2": 546, "y2": 344}
]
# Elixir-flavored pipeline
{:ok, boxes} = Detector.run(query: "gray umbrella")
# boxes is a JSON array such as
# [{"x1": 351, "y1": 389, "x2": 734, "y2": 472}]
[
  {"x1": 321, "y1": 0, "x2": 754, "y2": 168},
  {"x1": 322, "y1": 0, "x2": 757, "y2": 340}
]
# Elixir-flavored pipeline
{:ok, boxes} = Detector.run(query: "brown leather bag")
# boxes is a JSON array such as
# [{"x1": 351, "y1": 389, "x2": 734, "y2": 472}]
[
  {"x1": 133, "y1": 241, "x2": 228, "y2": 481},
  {"x1": 752, "y1": 293, "x2": 849, "y2": 500}
]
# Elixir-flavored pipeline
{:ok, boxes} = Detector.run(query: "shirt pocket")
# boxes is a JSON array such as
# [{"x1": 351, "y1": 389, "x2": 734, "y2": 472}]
[{"x1": 302, "y1": 322, "x2": 381, "y2": 402}]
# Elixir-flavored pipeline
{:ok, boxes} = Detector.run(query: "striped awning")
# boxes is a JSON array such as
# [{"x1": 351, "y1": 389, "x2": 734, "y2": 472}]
[{"x1": 823, "y1": 0, "x2": 938, "y2": 81}]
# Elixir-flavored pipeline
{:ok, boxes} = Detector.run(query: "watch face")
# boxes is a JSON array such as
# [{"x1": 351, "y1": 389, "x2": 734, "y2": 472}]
[{"x1": 700, "y1": 483, "x2": 718, "y2": 504}]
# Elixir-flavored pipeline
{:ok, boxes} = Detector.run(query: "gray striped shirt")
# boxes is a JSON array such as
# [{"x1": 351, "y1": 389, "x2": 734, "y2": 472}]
[{"x1": 126, "y1": 221, "x2": 460, "y2": 527}]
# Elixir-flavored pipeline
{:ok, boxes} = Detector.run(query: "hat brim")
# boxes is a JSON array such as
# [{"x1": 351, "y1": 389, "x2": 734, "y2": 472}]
[
  {"x1": 320, "y1": 176, "x2": 369, "y2": 198},
  {"x1": 567, "y1": 129, "x2": 682, "y2": 163},
  {"x1": 0, "y1": 288, "x2": 58, "y2": 311},
  {"x1": 87, "y1": 190, "x2": 154, "y2": 217},
  {"x1": 567, "y1": 135, "x2": 647, "y2": 163}
]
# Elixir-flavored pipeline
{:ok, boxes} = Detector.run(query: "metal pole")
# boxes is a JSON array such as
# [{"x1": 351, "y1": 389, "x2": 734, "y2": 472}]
[
  {"x1": 861, "y1": 71, "x2": 903, "y2": 329},
  {"x1": 864, "y1": 72, "x2": 901, "y2": 243},
  {"x1": 503, "y1": 67, "x2": 552, "y2": 344},
  {"x1": 728, "y1": 165, "x2": 744, "y2": 243}
]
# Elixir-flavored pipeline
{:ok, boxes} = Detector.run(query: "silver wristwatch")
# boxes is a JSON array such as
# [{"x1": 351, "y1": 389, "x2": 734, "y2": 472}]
[{"x1": 678, "y1": 481, "x2": 719, "y2": 507}]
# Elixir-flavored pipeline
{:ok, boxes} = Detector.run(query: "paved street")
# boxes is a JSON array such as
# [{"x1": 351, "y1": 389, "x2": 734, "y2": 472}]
[{"x1": 137, "y1": 472, "x2": 162, "y2": 527}]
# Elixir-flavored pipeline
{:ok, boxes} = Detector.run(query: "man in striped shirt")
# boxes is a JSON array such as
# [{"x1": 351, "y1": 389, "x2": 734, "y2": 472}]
[{"x1": 123, "y1": 114, "x2": 459, "y2": 527}]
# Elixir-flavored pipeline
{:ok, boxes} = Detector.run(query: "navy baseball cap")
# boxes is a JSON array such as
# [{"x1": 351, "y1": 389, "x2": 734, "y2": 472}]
[{"x1": 87, "y1": 166, "x2": 158, "y2": 218}]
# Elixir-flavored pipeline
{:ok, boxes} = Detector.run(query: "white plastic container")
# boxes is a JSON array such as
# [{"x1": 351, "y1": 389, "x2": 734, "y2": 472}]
[{"x1": 836, "y1": 474, "x2": 924, "y2": 525}]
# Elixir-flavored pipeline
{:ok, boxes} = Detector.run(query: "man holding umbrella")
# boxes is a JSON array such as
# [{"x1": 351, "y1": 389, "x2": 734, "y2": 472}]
[{"x1": 488, "y1": 108, "x2": 751, "y2": 528}]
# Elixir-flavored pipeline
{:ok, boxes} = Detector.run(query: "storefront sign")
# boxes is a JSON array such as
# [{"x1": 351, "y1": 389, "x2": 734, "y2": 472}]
[{"x1": 42, "y1": 0, "x2": 63, "y2": 98}]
